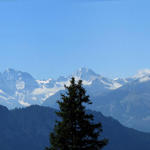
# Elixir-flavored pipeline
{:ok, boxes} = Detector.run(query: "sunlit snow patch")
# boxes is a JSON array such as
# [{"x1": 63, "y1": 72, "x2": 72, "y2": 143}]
[
  {"x1": 139, "y1": 76, "x2": 150, "y2": 83},
  {"x1": 134, "y1": 69, "x2": 150, "y2": 79},
  {"x1": 19, "y1": 100, "x2": 30, "y2": 107}
]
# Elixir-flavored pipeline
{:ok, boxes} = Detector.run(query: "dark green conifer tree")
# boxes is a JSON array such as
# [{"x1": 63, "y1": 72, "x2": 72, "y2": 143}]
[{"x1": 46, "y1": 77, "x2": 108, "y2": 150}]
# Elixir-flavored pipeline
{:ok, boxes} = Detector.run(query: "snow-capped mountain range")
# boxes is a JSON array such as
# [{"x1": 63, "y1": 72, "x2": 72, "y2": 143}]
[{"x1": 0, "y1": 67, "x2": 149, "y2": 109}]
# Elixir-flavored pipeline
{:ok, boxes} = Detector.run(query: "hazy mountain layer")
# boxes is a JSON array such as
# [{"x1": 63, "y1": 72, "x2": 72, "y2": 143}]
[{"x1": 0, "y1": 105, "x2": 150, "y2": 150}]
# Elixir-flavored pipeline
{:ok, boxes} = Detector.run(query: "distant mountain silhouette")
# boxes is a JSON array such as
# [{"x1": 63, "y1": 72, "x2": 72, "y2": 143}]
[{"x1": 0, "y1": 105, "x2": 150, "y2": 150}]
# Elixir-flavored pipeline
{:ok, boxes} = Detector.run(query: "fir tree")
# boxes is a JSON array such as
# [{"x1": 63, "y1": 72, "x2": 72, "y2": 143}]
[{"x1": 46, "y1": 77, "x2": 108, "y2": 150}]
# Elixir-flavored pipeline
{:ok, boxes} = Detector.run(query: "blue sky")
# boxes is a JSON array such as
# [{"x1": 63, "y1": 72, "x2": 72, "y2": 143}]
[{"x1": 0, "y1": 0, "x2": 150, "y2": 79}]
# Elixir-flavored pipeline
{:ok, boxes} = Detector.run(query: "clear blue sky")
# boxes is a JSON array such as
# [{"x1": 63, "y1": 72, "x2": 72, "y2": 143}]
[{"x1": 0, "y1": 0, "x2": 150, "y2": 79}]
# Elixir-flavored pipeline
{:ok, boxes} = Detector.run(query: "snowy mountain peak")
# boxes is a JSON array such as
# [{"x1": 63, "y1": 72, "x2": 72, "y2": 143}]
[
  {"x1": 3, "y1": 68, "x2": 18, "y2": 78},
  {"x1": 77, "y1": 67, "x2": 97, "y2": 75},
  {"x1": 3, "y1": 68, "x2": 27, "y2": 79},
  {"x1": 134, "y1": 69, "x2": 150, "y2": 79},
  {"x1": 5, "y1": 68, "x2": 16, "y2": 73},
  {"x1": 73, "y1": 67, "x2": 100, "y2": 81}
]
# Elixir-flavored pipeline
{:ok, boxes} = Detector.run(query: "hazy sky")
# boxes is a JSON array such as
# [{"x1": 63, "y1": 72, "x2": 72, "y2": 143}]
[{"x1": 0, "y1": 0, "x2": 150, "y2": 79}]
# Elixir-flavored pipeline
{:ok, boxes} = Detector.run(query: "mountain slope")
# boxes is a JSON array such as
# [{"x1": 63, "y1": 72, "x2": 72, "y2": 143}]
[
  {"x1": 0, "y1": 105, "x2": 150, "y2": 150},
  {"x1": 89, "y1": 76, "x2": 150, "y2": 132}
]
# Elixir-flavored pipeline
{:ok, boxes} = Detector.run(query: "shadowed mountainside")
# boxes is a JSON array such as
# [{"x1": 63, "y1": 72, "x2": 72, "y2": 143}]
[{"x1": 0, "y1": 105, "x2": 150, "y2": 150}]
